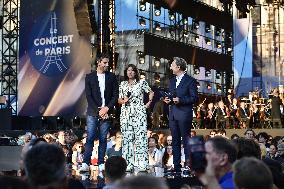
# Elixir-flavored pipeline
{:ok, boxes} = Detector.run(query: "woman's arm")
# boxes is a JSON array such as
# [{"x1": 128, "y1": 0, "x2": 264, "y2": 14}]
[{"x1": 145, "y1": 90, "x2": 154, "y2": 108}]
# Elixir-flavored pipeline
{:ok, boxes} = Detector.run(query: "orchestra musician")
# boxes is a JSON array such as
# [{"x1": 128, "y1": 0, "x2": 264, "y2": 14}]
[
  {"x1": 270, "y1": 89, "x2": 283, "y2": 128},
  {"x1": 229, "y1": 98, "x2": 239, "y2": 129},
  {"x1": 215, "y1": 100, "x2": 229, "y2": 129},
  {"x1": 206, "y1": 102, "x2": 216, "y2": 129},
  {"x1": 196, "y1": 99, "x2": 207, "y2": 129},
  {"x1": 237, "y1": 101, "x2": 250, "y2": 129}
]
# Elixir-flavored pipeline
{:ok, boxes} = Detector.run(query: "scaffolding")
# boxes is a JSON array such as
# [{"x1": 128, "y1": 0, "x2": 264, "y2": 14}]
[{"x1": 0, "y1": 0, "x2": 19, "y2": 115}]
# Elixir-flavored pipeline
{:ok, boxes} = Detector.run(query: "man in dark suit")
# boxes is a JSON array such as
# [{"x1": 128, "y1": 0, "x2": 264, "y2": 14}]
[
  {"x1": 80, "y1": 53, "x2": 118, "y2": 173},
  {"x1": 164, "y1": 57, "x2": 198, "y2": 173}
]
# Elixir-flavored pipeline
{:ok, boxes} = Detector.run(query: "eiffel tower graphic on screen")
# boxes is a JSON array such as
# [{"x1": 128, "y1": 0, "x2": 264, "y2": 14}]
[{"x1": 40, "y1": 12, "x2": 67, "y2": 73}]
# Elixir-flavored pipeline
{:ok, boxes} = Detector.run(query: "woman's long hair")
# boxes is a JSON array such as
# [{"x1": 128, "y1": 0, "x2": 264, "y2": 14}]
[{"x1": 124, "y1": 64, "x2": 140, "y2": 81}]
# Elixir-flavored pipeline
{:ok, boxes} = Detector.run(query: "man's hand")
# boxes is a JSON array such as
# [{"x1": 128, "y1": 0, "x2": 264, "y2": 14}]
[
  {"x1": 173, "y1": 97, "x2": 180, "y2": 104},
  {"x1": 196, "y1": 153, "x2": 220, "y2": 189},
  {"x1": 163, "y1": 97, "x2": 171, "y2": 104},
  {"x1": 99, "y1": 106, "x2": 109, "y2": 118}
]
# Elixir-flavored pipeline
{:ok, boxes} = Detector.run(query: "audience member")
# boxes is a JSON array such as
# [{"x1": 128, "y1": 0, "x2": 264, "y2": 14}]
[
  {"x1": 233, "y1": 157, "x2": 273, "y2": 189},
  {"x1": 72, "y1": 141, "x2": 84, "y2": 171},
  {"x1": 230, "y1": 134, "x2": 239, "y2": 140},
  {"x1": 117, "y1": 175, "x2": 169, "y2": 189},
  {"x1": 0, "y1": 176, "x2": 30, "y2": 189},
  {"x1": 162, "y1": 145, "x2": 173, "y2": 170},
  {"x1": 24, "y1": 143, "x2": 68, "y2": 189},
  {"x1": 148, "y1": 137, "x2": 163, "y2": 176},
  {"x1": 202, "y1": 137, "x2": 237, "y2": 189},
  {"x1": 103, "y1": 156, "x2": 127, "y2": 189},
  {"x1": 244, "y1": 129, "x2": 255, "y2": 140},
  {"x1": 24, "y1": 143, "x2": 85, "y2": 189},
  {"x1": 106, "y1": 131, "x2": 122, "y2": 158}
]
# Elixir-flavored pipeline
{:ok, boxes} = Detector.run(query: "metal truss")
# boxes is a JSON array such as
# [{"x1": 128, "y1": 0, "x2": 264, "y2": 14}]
[
  {"x1": 0, "y1": 0, "x2": 19, "y2": 114},
  {"x1": 98, "y1": 0, "x2": 116, "y2": 71}
]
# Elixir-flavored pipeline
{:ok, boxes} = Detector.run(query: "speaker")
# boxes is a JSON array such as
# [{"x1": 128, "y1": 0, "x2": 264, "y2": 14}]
[
  {"x1": 0, "y1": 108, "x2": 12, "y2": 130},
  {"x1": 73, "y1": 0, "x2": 97, "y2": 36}
]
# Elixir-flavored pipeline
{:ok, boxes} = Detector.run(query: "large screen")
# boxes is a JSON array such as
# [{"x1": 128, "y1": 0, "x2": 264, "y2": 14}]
[{"x1": 19, "y1": 0, "x2": 92, "y2": 116}]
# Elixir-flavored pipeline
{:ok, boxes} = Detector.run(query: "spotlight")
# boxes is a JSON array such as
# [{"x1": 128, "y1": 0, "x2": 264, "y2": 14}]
[
  {"x1": 216, "y1": 41, "x2": 222, "y2": 49},
  {"x1": 169, "y1": 11, "x2": 175, "y2": 21},
  {"x1": 137, "y1": 50, "x2": 145, "y2": 64},
  {"x1": 183, "y1": 30, "x2": 189, "y2": 37},
  {"x1": 139, "y1": 0, "x2": 146, "y2": 11},
  {"x1": 215, "y1": 27, "x2": 221, "y2": 36},
  {"x1": 207, "y1": 83, "x2": 212, "y2": 90},
  {"x1": 195, "y1": 35, "x2": 200, "y2": 42},
  {"x1": 139, "y1": 18, "x2": 146, "y2": 27},
  {"x1": 154, "y1": 5, "x2": 161, "y2": 16},
  {"x1": 194, "y1": 66, "x2": 200, "y2": 75},
  {"x1": 182, "y1": 17, "x2": 188, "y2": 25},
  {"x1": 193, "y1": 20, "x2": 199, "y2": 29},
  {"x1": 216, "y1": 71, "x2": 221, "y2": 79},
  {"x1": 154, "y1": 72, "x2": 160, "y2": 83},
  {"x1": 206, "y1": 38, "x2": 211, "y2": 46},
  {"x1": 227, "y1": 47, "x2": 232, "y2": 52},
  {"x1": 139, "y1": 57, "x2": 145, "y2": 64},
  {"x1": 217, "y1": 84, "x2": 222, "y2": 93},
  {"x1": 205, "y1": 24, "x2": 211, "y2": 33},
  {"x1": 197, "y1": 82, "x2": 200, "y2": 89},
  {"x1": 140, "y1": 72, "x2": 146, "y2": 80},
  {"x1": 154, "y1": 22, "x2": 161, "y2": 31},
  {"x1": 205, "y1": 69, "x2": 211, "y2": 77},
  {"x1": 154, "y1": 57, "x2": 160, "y2": 67}
]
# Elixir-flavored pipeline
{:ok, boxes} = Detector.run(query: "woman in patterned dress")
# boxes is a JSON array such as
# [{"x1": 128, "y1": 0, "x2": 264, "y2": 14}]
[{"x1": 118, "y1": 64, "x2": 154, "y2": 172}]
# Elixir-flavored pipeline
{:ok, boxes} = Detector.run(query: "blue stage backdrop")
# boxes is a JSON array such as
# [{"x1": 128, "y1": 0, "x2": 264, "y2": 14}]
[{"x1": 19, "y1": 0, "x2": 92, "y2": 116}]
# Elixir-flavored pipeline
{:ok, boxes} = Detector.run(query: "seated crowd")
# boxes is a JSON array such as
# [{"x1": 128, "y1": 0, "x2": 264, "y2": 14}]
[{"x1": 0, "y1": 128, "x2": 284, "y2": 189}]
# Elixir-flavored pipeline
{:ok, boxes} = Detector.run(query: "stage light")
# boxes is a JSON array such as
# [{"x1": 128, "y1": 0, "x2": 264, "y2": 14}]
[
  {"x1": 216, "y1": 41, "x2": 222, "y2": 49},
  {"x1": 137, "y1": 50, "x2": 145, "y2": 64},
  {"x1": 193, "y1": 20, "x2": 199, "y2": 29},
  {"x1": 169, "y1": 11, "x2": 175, "y2": 21},
  {"x1": 205, "y1": 24, "x2": 211, "y2": 33},
  {"x1": 195, "y1": 35, "x2": 200, "y2": 42},
  {"x1": 154, "y1": 5, "x2": 161, "y2": 16},
  {"x1": 154, "y1": 57, "x2": 160, "y2": 67},
  {"x1": 183, "y1": 30, "x2": 189, "y2": 37},
  {"x1": 194, "y1": 66, "x2": 200, "y2": 75},
  {"x1": 205, "y1": 69, "x2": 211, "y2": 77},
  {"x1": 216, "y1": 71, "x2": 221, "y2": 79},
  {"x1": 217, "y1": 84, "x2": 222, "y2": 93},
  {"x1": 215, "y1": 27, "x2": 222, "y2": 36},
  {"x1": 139, "y1": 18, "x2": 146, "y2": 27},
  {"x1": 207, "y1": 83, "x2": 212, "y2": 90},
  {"x1": 139, "y1": 0, "x2": 146, "y2": 11},
  {"x1": 140, "y1": 72, "x2": 146, "y2": 80},
  {"x1": 154, "y1": 22, "x2": 161, "y2": 31},
  {"x1": 139, "y1": 57, "x2": 145, "y2": 64},
  {"x1": 205, "y1": 38, "x2": 211, "y2": 46},
  {"x1": 154, "y1": 72, "x2": 160, "y2": 83},
  {"x1": 182, "y1": 17, "x2": 188, "y2": 25},
  {"x1": 197, "y1": 82, "x2": 200, "y2": 89}
]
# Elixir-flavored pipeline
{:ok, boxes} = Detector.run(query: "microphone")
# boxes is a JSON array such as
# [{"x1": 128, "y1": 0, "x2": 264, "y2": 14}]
[{"x1": 125, "y1": 92, "x2": 131, "y2": 106}]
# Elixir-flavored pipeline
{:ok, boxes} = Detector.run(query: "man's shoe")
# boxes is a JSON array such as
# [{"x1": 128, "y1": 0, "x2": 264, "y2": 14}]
[{"x1": 79, "y1": 163, "x2": 89, "y2": 173}]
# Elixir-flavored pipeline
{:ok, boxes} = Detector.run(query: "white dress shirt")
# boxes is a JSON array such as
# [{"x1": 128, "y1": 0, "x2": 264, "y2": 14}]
[
  {"x1": 176, "y1": 73, "x2": 185, "y2": 88},
  {"x1": 97, "y1": 73, "x2": 106, "y2": 107}
]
